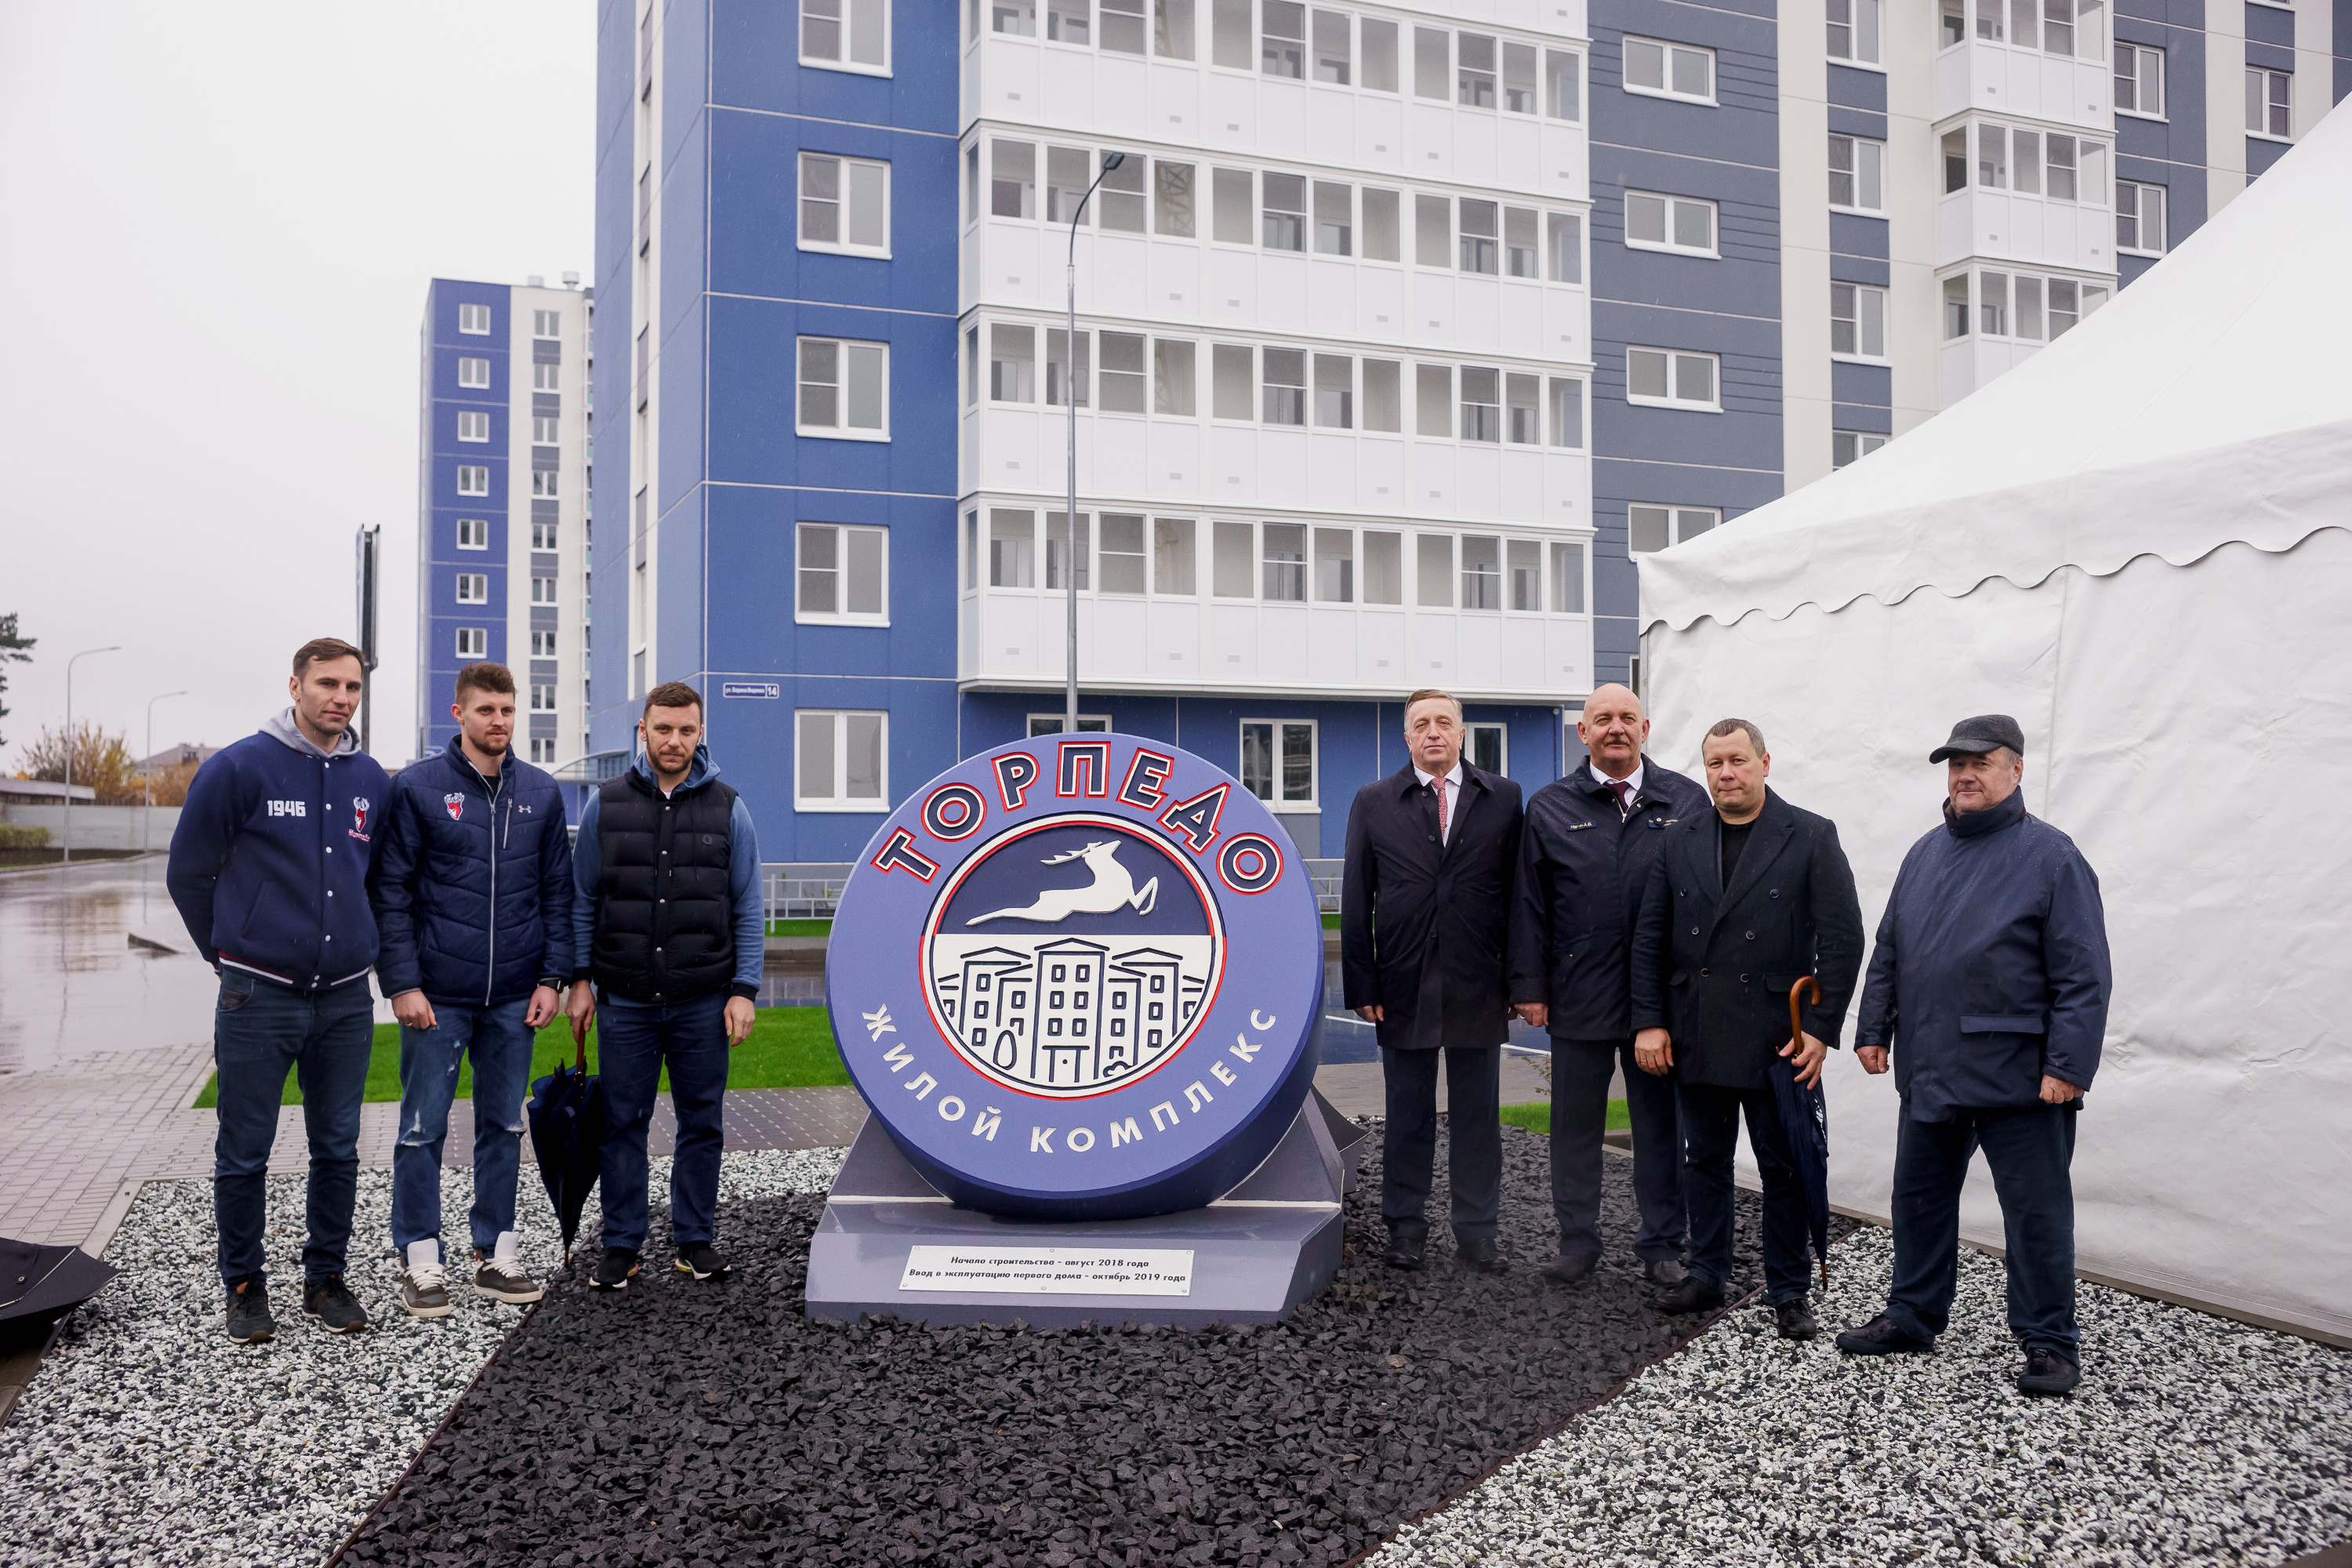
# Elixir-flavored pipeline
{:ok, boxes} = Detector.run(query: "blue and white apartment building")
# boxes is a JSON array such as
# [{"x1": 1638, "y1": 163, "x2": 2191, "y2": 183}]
[
  {"x1": 579, "y1": 0, "x2": 2347, "y2": 860},
  {"x1": 416, "y1": 275, "x2": 597, "y2": 780}
]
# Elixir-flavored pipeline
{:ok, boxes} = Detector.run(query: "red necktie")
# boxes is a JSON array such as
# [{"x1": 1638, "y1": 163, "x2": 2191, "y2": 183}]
[
  {"x1": 1609, "y1": 779, "x2": 1632, "y2": 817},
  {"x1": 1435, "y1": 775, "x2": 1450, "y2": 842}
]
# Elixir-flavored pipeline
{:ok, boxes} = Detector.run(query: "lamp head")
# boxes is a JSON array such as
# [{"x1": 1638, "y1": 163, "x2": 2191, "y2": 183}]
[{"x1": 1102, "y1": 151, "x2": 1126, "y2": 170}]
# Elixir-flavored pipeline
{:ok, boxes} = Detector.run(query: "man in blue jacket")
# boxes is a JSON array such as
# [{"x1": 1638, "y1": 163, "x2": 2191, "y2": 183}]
[
  {"x1": 1835, "y1": 715, "x2": 2112, "y2": 1396},
  {"x1": 1508, "y1": 684, "x2": 1708, "y2": 1289},
  {"x1": 371, "y1": 662, "x2": 574, "y2": 1319},
  {"x1": 564, "y1": 682, "x2": 762, "y2": 1291},
  {"x1": 169, "y1": 637, "x2": 391, "y2": 1344}
]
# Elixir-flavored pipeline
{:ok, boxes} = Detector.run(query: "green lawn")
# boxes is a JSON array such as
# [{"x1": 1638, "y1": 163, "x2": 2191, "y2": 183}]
[
  {"x1": 1499, "y1": 1099, "x2": 1629, "y2": 1136},
  {"x1": 192, "y1": 1007, "x2": 852, "y2": 1108},
  {"x1": 765, "y1": 918, "x2": 833, "y2": 938}
]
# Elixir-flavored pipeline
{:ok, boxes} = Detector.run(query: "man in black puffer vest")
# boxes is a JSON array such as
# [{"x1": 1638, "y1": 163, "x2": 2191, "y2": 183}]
[{"x1": 566, "y1": 682, "x2": 764, "y2": 1291}]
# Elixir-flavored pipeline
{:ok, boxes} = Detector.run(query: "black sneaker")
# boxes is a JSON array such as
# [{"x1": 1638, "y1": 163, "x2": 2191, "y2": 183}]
[
  {"x1": 2016, "y1": 1347, "x2": 2082, "y2": 1396},
  {"x1": 1660, "y1": 1276, "x2": 1726, "y2": 1314},
  {"x1": 303, "y1": 1274, "x2": 368, "y2": 1334},
  {"x1": 590, "y1": 1247, "x2": 641, "y2": 1291},
  {"x1": 1382, "y1": 1234, "x2": 1425, "y2": 1272},
  {"x1": 1835, "y1": 1312, "x2": 1936, "y2": 1356},
  {"x1": 223, "y1": 1279, "x2": 275, "y2": 1345},
  {"x1": 1775, "y1": 1300, "x2": 1820, "y2": 1341},
  {"x1": 675, "y1": 1242, "x2": 731, "y2": 1281}
]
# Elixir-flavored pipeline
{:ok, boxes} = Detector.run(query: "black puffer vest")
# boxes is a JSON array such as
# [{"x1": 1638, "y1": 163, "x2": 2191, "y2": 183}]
[{"x1": 591, "y1": 771, "x2": 739, "y2": 1004}]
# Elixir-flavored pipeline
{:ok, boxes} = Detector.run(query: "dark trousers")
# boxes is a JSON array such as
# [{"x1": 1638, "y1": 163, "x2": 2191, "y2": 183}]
[
  {"x1": 1678, "y1": 1080, "x2": 1813, "y2": 1305},
  {"x1": 1381, "y1": 1045, "x2": 1501, "y2": 1244},
  {"x1": 1550, "y1": 1037, "x2": 1686, "y2": 1263},
  {"x1": 210, "y1": 970, "x2": 374, "y2": 1286},
  {"x1": 597, "y1": 992, "x2": 730, "y2": 1253},
  {"x1": 1886, "y1": 1101, "x2": 2080, "y2": 1362}
]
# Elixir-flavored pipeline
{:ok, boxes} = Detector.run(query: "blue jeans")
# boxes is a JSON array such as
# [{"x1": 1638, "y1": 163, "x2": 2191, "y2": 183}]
[
  {"x1": 211, "y1": 971, "x2": 373, "y2": 1286},
  {"x1": 1678, "y1": 1080, "x2": 1813, "y2": 1305},
  {"x1": 390, "y1": 998, "x2": 534, "y2": 1261},
  {"x1": 596, "y1": 992, "x2": 730, "y2": 1254},
  {"x1": 1886, "y1": 1101, "x2": 2080, "y2": 1362}
]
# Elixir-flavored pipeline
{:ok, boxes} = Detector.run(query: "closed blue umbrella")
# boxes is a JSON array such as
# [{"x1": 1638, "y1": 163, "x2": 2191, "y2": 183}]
[
  {"x1": 526, "y1": 1028, "x2": 608, "y2": 1266},
  {"x1": 1768, "y1": 976, "x2": 1833, "y2": 1286}
]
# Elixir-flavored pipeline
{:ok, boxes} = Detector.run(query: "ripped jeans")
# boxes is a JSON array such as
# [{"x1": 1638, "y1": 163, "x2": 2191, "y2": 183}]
[{"x1": 390, "y1": 998, "x2": 535, "y2": 1261}]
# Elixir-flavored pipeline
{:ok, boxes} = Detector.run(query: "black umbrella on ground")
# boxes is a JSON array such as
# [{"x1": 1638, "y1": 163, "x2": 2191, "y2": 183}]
[
  {"x1": 526, "y1": 1025, "x2": 608, "y2": 1267},
  {"x1": 0, "y1": 1237, "x2": 118, "y2": 1359},
  {"x1": 1767, "y1": 976, "x2": 1834, "y2": 1286}
]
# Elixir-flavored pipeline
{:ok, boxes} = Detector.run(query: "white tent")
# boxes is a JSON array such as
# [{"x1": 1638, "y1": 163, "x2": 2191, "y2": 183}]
[{"x1": 1638, "y1": 101, "x2": 2352, "y2": 1342}]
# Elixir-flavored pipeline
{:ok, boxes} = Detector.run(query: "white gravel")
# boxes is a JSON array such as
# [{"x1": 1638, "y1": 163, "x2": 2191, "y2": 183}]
[
  {"x1": 1369, "y1": 1226, "x2": 2352, "y2": 1568},
  {"x1": 0, "y1": 1145, "x2": 848, "y2": 1568}
]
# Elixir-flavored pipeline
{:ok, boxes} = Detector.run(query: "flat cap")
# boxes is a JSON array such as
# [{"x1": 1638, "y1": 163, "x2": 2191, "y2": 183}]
[{"x1": 1930, "y1": 713, "x2": 2026, "y2": 764}]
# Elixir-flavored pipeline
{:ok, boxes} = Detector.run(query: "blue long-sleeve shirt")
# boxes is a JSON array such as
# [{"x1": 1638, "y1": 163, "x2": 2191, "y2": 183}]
[
  {"x1": 1855, "y1": 789, "x2": 2111, "y2": 1121},
  {"x1": 570, "y1": 746, "x2": 764, "y2": 998}
]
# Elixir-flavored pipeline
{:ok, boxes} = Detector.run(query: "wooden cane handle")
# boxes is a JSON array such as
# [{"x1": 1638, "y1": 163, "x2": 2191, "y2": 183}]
[{"x1": 1790, "y1": 975, "x2": 1821, "y2": 1048}]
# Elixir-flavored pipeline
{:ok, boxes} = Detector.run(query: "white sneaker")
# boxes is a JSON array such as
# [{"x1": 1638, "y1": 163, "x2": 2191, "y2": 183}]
[
  {"x1": 396, "y1": 1240, "x2": 454, "y2": 1319},
  {"x1": 472, "y1": 1231, "x2": 543, "y2": 1305}
]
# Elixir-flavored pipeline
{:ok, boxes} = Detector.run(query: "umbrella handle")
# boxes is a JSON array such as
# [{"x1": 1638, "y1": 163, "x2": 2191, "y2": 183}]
[{"x1": 1788, "y1": 975, "x2": 1820, "y2": 1051}]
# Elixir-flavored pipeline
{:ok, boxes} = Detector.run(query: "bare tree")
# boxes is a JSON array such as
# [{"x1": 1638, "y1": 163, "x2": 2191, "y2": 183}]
[{"x1": 17, "y1": 720, "x2": 142, "y2": 804}]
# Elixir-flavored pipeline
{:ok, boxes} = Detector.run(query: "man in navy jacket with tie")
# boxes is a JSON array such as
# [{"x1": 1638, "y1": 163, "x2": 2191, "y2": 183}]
[{"x1": 1341, "y1": 689, "x2": 1524, "y2": 1274}]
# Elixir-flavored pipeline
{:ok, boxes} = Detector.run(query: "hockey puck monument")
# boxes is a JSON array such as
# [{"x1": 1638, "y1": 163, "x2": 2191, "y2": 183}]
[{"x1": 808, "y1": 735, "x2": 1363, "y2": 1326}]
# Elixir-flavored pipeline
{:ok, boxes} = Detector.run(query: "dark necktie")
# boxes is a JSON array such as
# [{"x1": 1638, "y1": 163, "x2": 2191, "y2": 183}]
[{"x1": 1608, "y1": 779, "x2": 1632, "y2": 818}]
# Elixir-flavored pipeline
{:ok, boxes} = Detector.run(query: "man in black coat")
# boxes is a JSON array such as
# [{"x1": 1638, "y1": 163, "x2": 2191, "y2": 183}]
[
  {"x1": 1835, "y1": 715, "x2": 2111, "y2": 1396},
  {"x1": 1632, "y1": 718, "x2": 1864, "y2": 1337},
  {"x1": 1341, "y1": 688, "x2": 1524, "y2": 1273},
  {"x1": 1508, "y1": 683, "x2": 1708, "y2": 1288}
]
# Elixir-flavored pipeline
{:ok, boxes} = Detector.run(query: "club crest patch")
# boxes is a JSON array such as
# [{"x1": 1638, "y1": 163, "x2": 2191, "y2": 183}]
[
  {"x1": 351, "y1": 797, "x2": 371, "y2": 833},
  {"x1": 829, "y1": 735, "x2": 1323, "y2": 1221},
  {"x1": 444, "y1": 793, "x2": 465, "y2": 822}
]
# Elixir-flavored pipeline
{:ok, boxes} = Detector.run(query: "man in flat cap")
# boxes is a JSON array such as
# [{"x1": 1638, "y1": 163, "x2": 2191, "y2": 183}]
[{"x1": 1836, "y1": 716, "x2": 2112, "y2": 1396}]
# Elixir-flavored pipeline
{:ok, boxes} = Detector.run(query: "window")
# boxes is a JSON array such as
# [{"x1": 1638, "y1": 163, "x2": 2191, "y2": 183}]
[
  {"x1": 1213, "y1": 521, "x2": 1254, "y2": 597},
  {"x1": 1046, "y1": 512, "x2": 1090, "y2": 590},
  {"x1": 1098, "y1": 332, "x2": 1147, "y2": 412},
  {"x1": 1460, "y1": 368, "x2": 1501, "y2": 442},
  {"x1": 1028, "y1": 714, "x2": 1114, "y2": 735},
  {"x1": 531, "y1": 577, "x2": 559, "y2": 606},
  {"x1": 798, "y1": 522, "x2": 888, "y2": 622},
  {"x1": 2115, "y1": 43, "x2": 2163, "y2": 117},
  {"x1": 800, "y1": 154, "x2": 891, "y2": 255},
  {"x1": 530, "y1": 521, "x2": 558, "y2": 551},
  {"x1": 1548, "y1": 49, "x2": 1581, "y2": 118},
  {"x1": 456, "y1": 573, "x2": 489, "y2": 604},
  {"x1": 1622, "y1": 36, "x2": 1714, "y2": 103},
  {"x1": 1363, "y1": 532, "x2": 1402, "y2": 603},
  {"x1": 2246, "y1": 67, "x2": 2291, "y2": 139},
  {"x1": 1548, "y1": 212, "x2": 1582, "y2": 283},
  {"x1": 992, "y1": 140, "x2": 1036, "y2": 218},
  {"x1": 1468, "y1": 724, "x2": 1508, "y2": 774},
  {"x1": 1257, "y1": 349, "x2": 1305, "y2": 425},
  {"x1": 1103, "y1": 0, "x2": 1144, "y2": 50},
  {"x1": 530, "y1": 683, "x2": 557, "y2": 713},
  {"x1": 457, "y1": 411, "x2": 490, "y2": 443},
  {"x1": 803, "y1": 0, "x2": 889, "y2": 71},
  {"x1": 531, "y1": 630, "x2": 558, "y2": 657},
  {"x1": 991, "y1": 324, "x2": 1036, "y2": 403},
  {"x1": 1415, "y1": 535, "x2": 1452, "y2": 606},
  {"x1": 530, "y1": 416, "x2": 561, "y2": 445},
  {"x1": 1314, "y1": 182, "x2": 1351, "y2": 255},
  {"x1": 1047, "y1": 0, "x2": 1089, "y2": 44},
  {"x1": 1624, "y1": 347, "x2": 1719, "y2": 410},
  {"x1": 1457, "y1": 32, "x2": 1496, "y2": 106},
  {"x1": 532, "y1": 471, "x2": 559, "y2": 498},
  {"x1": 1414, "y1": 194, "x2": 1451, "y2": 267},
  {"x1": 1827, "y1": 0, "x2": 1882, "y2": 64},
  {"x1": 1549, "y1": 378, "x2": 1584, "y2": 448},
  {"x1": 1833, "y1": 430, "x2": 1888, "y2": 468},
  {"x1": 1153, "y1": 519, "x2": 1196, "y2": 593},
  {"x1": 1155, "y1": 160, "x2": 1195, "y2": 234},
  {"x1": 2117, "y1": 180, "x2": 2165, "y2": 254},
  {"x1": 1360, "y1": 16, "x2": 1396, "y2": 89},
  {"x1": 1942, "y1": 129, "x2": 1968, "y2": 194},
  {"x1": 1828, "y1": 135, "x2": 1884, "y2": 212},
  {"x1": 798, "y1": 337, "x2": 889, "y2": 437},
  {"x1": 1262, "y1": 172, "x2": 1305, "y2": 250},
  {"x1": 1506, "y1": 541, "x2": 1544, "y2": 612},
  {"x1": 1624, "y1": 191, "x2": 1716, "y2": 256},
  {"x1": 1306, "y1": 10, "x2": 1348, "y2": 81},
  {"x1": 1458, "y1": 198, "x2": 1498, "y2": 273},
  {"x1": 457, "y1": 356, "x2": 490, "y2": 389},
  {"x1": 458, "y1": 303, "x2": 491, "y2": 335},
  {"x1": 456, "y1": 465, "x2": 489, "y2": 495},
  {"x1": 1460, "y1": 535, "x2": 1501, "y2": 608},
  {"x1": 1213, "y1": 343, "x2": 1254, "y2": 419},
  {"x1": 1261, "y1": 0, "x2": 1302, "y2": 75},
  {"x1": 1415, "y1": 364, "x2": 1451, "y2": 435},
  {"x1": 1098, "y1": 514, "x2": 1147, "y2": 593},
  {"x1": 1503, "y1": 41, "x2": 1537, "y2": 112},
  {"x1": 994, "y1": 0, "x2": 1034, "y2": 36},
  {"x1": 1944, "y1": 274, "x2": 1970, "y2": 339},
  {"x1": 1214, "y1": 168, "x2": 1253, "y2": 243},
  {"x1": 1362, "y1": 359, "x2": 1399, "y2": 430},
  {"x1": 532, "y1": 363, "x2": 559, "y2": 392},
  {"x1": 456, "y1": 627, "x2": 487, "y2": 658},
  {"x1": 456, "y1": 517, "x2": 489, "y2": 550},
  {"x1": 1211, "y1": 0, "x2": 1247, "y2": 66},
  {"x1": 1312, "y1": 528, "x2": 1352, "y2": 601},
  {"x1": 1045, "y1": 146, "x2": 1094, "y2": 224},
  {"x1": 1414, "y1": 26, "x2": 1447, "y2": 99},
  {"x1": 1551, "y1": 541, "x2": 1586, "y2": 612},
  {"x1": 1831, "y1": 282, "x2": 1887, "y2": 359},
  {"x1": 532, "y1": 309, "x2": 561, "y2": 338},
  {"x1": 1261, "y1": 523, "x2": 1306, "y2": 600},
  {"x1": 1240, "y1": 720, "x2": 1316, "y2": 808},
  {"x1": 1627, "y1": 506, "x2": 1719, "y2": 553},
  {"x1": 1504, "y1": 207, "x2": 1537, "y2": 277},
  {"x1": 1313, "y1": 354, "x2": 1352, "y2": 427},
  {"x1": 1941, "y1": 0, "x2": 1965, "y2": 46},
  {"x1": 1045, "y1": 328, "x2": 1090, "y2": 407},
  {"x1": 1099, "y1": 153, "x2": 1145, "y2": 231},
  {"x1": 797, "y1": 710, "x2": 887, "y2": 809},
  {"x1": 989, "y1": 510, "x2": 1036, "y2": 586},
  {"x1": 1154, "y1": 339, "x2": 1196, "y2": 414}
]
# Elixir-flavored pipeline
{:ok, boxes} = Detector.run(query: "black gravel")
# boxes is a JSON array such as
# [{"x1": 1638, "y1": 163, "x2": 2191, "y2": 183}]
[{"x1": 340, "y1": 1120, "x2": 1842, "y2": 1568}]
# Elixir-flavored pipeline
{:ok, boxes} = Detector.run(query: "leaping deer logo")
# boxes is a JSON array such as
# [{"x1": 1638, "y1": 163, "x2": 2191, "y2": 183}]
[{"x1": 965, "y1": 839, "x2": 1159, "y2": 924}]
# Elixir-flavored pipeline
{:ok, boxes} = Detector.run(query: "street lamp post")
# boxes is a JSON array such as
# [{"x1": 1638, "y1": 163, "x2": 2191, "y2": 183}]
[
  {"x1": 144, "y1": 689, "x2": 189, "y2": 855},
  {"x1": 1063, "y1": 151, "x2": 1127, "y2": 735},
  {"x1": 63, "y1": 645, "x2": 122, "y2": 866}
]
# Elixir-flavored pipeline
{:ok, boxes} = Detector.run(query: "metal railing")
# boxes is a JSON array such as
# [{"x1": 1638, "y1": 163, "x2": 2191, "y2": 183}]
[{"x1": 764, "y1": 856, "x2": 1345, "y2": 927}]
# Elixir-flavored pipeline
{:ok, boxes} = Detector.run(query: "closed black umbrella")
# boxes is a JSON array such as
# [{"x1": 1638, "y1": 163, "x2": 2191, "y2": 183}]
[
  {"x1": 1768, "y1": 976, "x2": 1834, "y2": 1286},
  {"x1": 526, "y1": 1028, "x2": 608, "y2": 1266},
  {"x1": 0, "y1": 1237, "x2": 118, "y2": 1359}
]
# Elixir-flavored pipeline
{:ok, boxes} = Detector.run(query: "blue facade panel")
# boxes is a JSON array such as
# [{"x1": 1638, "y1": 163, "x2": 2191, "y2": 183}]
[{"x1": 419, "y1": 278, "x2": 517, "y2": 759}]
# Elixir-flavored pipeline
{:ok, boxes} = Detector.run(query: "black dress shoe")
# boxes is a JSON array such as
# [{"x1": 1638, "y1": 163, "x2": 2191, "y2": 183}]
[
  {"x1": 2016, "y1": 1347, "x2": 2082, "y2": 1395},
  {"x1": 1834, "y1": 1313, "x2": 1936, "y2": 1356},
  {"x1": 1383, "y1": 1235, "x2": 1425, "y2": 1271},
  {"x1": 1542, "y1": 1251, "x2": 1598, "y2": 1286},
  {"x1": 1775, "y1": 1300, "x2": 1819, "y2": 1341},
  {"x1": 1659, "y1": 1276, "x2": 1726, "y2": 1314},
  {"x1": 1642, "y1": 1258, "x2": 1690, "y2": 1288},
  {"x1": 1457, "y1": 1236, "x2": 1507, "y2": 1274}
]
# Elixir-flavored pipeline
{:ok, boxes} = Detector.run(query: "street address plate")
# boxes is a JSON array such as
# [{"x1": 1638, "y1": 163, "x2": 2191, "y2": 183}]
[{"x1": 897, "y1": 1245, "x2": 1195, "y2": 1296}]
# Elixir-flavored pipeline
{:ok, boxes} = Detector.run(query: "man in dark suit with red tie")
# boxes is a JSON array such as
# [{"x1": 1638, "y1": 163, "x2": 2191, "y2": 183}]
[{"x1": 1341, "y1": 689, "x2": 1525, "y2": 1274}]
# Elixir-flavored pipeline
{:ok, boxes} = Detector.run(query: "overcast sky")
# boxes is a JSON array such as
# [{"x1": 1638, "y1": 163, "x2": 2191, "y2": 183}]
[{"x1": 0, "y1": 2, "x2": 594, "y2": 768}]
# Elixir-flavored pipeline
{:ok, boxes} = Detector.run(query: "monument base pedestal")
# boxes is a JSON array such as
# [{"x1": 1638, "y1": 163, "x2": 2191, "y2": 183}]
[{"x1": 807, "y1": 1090, "x2": 1367, "y2": 1328}]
